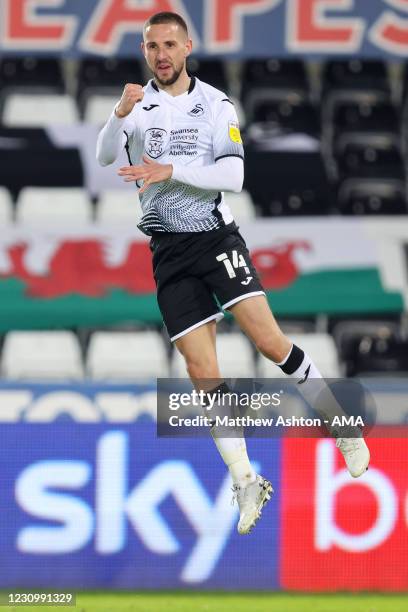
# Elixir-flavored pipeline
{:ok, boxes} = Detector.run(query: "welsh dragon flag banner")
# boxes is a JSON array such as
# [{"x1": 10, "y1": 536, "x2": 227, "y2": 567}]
[{"x1": 0, "y1": 218, "x2": 405, "y2": 330}]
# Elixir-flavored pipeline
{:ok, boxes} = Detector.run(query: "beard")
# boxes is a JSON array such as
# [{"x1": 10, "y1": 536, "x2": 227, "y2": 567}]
[{"x1": 153, "y1": 63, "x2": 183, "y2": 87}]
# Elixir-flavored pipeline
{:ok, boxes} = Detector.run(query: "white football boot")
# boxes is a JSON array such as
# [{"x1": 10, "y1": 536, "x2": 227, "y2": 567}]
[
  {"x1": 232, "y1": 475, "x2": 273, "y2": 535},
  {"x1": 336, "y1": 437, "x2": 370, "y2": 477}
]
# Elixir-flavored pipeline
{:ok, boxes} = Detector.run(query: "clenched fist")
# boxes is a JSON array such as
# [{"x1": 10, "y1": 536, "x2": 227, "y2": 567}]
[{"x1": 115, "y1": 83, "x2": 144, "y2": 118}]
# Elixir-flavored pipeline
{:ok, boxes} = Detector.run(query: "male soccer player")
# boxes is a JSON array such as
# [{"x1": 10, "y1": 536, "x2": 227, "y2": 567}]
[{"x1": 97, "y1": 11, "x2": 370, "y2": 535}]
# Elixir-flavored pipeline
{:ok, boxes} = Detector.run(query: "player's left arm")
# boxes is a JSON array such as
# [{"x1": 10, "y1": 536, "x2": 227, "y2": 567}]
[
  {"x1": 118, "y1": 155, "x2": 243, "y2": 194},
  {"x1": 171, "y1": 97, "x2": 245, "y2": 192}
]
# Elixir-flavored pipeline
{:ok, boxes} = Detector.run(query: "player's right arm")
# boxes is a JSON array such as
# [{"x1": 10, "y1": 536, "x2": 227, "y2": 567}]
[{"x1": 96, "y1": 83, "x2": 144, "y2": 166}]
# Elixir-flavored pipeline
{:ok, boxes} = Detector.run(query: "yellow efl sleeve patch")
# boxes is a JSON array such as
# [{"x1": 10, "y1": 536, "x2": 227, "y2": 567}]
[{"x1": 229, "y1": 121, "x2": 242, "y2": 144}]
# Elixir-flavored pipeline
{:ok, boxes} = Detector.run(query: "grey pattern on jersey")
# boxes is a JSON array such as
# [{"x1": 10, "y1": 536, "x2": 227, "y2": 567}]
[
  {"x1": 214, "y1": 139, "x2": 244, "y2": 161},
  {"x1": 123, "y1": 78, "x2": 243, "y2": 235},
  {"x1": 137, "y1": 180, "x2": 221, "y2": 235}
]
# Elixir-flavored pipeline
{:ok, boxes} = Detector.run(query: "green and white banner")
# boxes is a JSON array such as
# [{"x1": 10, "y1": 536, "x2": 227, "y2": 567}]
[{"x1": 0, "y1": 218, "x2": 405, "y2": 330}]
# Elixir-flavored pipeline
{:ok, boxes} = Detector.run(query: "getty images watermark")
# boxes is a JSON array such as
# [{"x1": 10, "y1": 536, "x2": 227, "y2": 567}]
[{"x1": 157, "y1": 378, "x2": 375, "y2": 438}]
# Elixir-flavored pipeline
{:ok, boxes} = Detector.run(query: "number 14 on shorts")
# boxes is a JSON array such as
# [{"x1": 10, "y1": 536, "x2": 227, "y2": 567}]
[{"x1": 216, "y1": 250, "x2": 251, "y2": 279}]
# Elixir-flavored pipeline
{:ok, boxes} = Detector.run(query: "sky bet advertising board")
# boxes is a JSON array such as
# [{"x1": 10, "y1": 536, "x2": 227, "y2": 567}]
[
  {"x1": 0, "y1": 382, "x2": 408, "y2": 591},
  {"x1": 0, "y1": 423, "x2": 281, "y2": 590}
]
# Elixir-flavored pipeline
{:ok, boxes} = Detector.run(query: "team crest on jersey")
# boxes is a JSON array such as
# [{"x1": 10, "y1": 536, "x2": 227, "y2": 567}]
[
  {"x1": 229, "y1": 121, "x2": 242, "y2": 144},
  {"x1": 188, "y1": 103, "x2": 204, "y2": 117},
  {"x1": 145, "y1": 127, "x2": 167, "y2": 159}
]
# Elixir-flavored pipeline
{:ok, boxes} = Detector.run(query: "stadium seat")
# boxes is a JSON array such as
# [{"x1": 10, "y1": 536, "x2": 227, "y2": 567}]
[
  {"x1": 279, "y1": 319, "x2": 317, "y2": 335},
  {"x1": 1, "y1": 331, "x2": 84, "y2": 381},
  {"x1": 77, "y1": 58, "x2": 143, "y2": 114},
  {"x1": 352, "y1": 336, "x2": 408, "y2": 377},
  {"x1": 322, "y1": 60, "x2": 390, "y2": 96},
  {"x1": 0, "y1": 187, "x2": 13, "y2": 224},
  {"x1": 86, "y1": 331, "x2": 169, "y2": 380},
  {"x1": 243, "y1": 59, "x2": 308, "y2": 96},
  {"x1": 188, "y1": 58, "x2": 229, "y2": 93},
  {"x1": 2, "y1": 93, "x2": 79, "y2": 126},
  {"x1": 0, "y1": 149, "x2": 84, "y2": 200},
  {"x1": 97, "y1": 189, "x2": 142, "y2": 224},
  {"x1": 322, "y1": 90, "x2": 392, "y2": 154},
  {"x1": 171, "y1": 333, "x2": 256, "y2": 378},
  {"x1": 258, "y1": 333, "x2": 341, "y2": 378},
  {"x1": 332, "y1": 320, "x2": 400, "y2": 377},
  {"x1": 171, "y1": 347, "x2": 189, "y2": 378},
  {"x1": 216, "y1": 333, "x2": 256, "y2": 378},
  {"x1": 77, "y1": 58, "x2": 144, "y2": 93},
  {"x1": 335, "y1": 134, "x2": 404, "y2": 179},
  {"x1": 251, "y1": 98, "x2": 320, "y2": 137},
  {"x1": 243, "y1": 59, "x2": 309, "y2": 119},
  {"x1": 256, "y1": 353, "x2": 284, "y2": 378},
  {"x1": 16, "y1": 187, "x2": 92, "y2": 224},
  {"x1": 83, "y1": 94, "x2": 119, "y2": 124},
  {"x1": 0, "y1": 57, "x2": 65, "y2": 92},
  {"x1": 337, "y1": 178, "x2": 407, "y2": 215},
  {"x1": 224, "y1": 189, "x2": 256, "y2": 220},
  {"x1": 373, "y1": 393, "x2": 408, "y2": 424},
  {"x1": 0, "y1": 127, "x2": 84, "y2": 198},
  {"x1": 332, "y1": 100, "x2": 399, "y2": 136},
  {"x1": 245, "y1": 149, "x2": 332, "y2": 216},
  {"x1": 170, "y1": 333, "x2": 256, "y2": 378}
]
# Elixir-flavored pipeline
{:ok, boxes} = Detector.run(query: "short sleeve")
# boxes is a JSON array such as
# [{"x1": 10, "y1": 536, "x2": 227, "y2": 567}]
[{"x1": 213, "y1": 99, "x2": 245, "y2": 162}]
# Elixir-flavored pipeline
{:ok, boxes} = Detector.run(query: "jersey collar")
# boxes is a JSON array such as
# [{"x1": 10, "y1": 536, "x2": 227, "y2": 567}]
[
  {"x1": 151, "y1": 76, "x2": 196, "y2": 95},
  {"x1": 188, "y1": 76, "x2": 196, "y2": 94}
]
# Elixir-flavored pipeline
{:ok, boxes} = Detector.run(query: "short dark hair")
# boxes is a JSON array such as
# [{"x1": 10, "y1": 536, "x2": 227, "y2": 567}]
[{"x1": 143, "y1": 11, "x2": 188, "y2": 36}]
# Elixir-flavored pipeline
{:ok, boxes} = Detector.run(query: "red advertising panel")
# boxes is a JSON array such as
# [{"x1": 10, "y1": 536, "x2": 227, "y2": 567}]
[
  {"x1": 1, "y1": 0, "x2": 408, "y2": 57},
  {"x1": 281, "y1": 437, "x2": 408, "y2": 591}
]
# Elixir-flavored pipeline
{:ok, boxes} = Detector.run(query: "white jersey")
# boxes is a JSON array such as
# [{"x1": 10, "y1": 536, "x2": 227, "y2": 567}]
[{"x1": 119, "y1": 77, "x2": 244, "y2": 235}]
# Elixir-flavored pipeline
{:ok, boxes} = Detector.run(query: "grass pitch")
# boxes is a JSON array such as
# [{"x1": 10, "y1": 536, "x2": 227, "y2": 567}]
[{"x1": 3, "y1": 592, "x2": 408, "y2": 612}]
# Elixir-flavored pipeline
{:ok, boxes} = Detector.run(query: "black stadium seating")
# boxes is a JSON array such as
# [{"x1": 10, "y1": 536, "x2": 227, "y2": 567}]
[
  {"x1": 77, "y1": 58, "x2": 144, "y2": 93},
  {"x1": 245, "y1": 148, "x2": 332, "y2": 216},
  {"x1": 332, "y1": 99, "x2": 399, "y2": 136},
  {"x1": 242, "y1": 59, "x2": 310, "y2": 121},
  {"x1": 0, "y1": 127, "x2": 83, "y2": 198},
  {"x1": 352, "y1": 336, "x2": 408, "y2": 377},
  {"x1": 251, "y1": 99, "x2": 320, "y2": 137},
  {"x1": 76, "y1": 58, "x2": 144, "y2": 113},
  {"x1": 322, "y1": 59, "x2": 390, "y2": 96},
  {"x1": 337, "y1": 178, "x2": 407, "y2": 215},
  {"x1": 243, "y1": 59, "x2": 309, "y2": 95},
  {"x1": 0, "y1": 56, "x2": 408, "y2": 378},
  {"x1": 334, "y1": 132, "x2": 404, "y2": 177},
  {"x1": 187, "y1": 58, "x2": 228, "y2": 93},
  {"x1": 0, "y1": 56, "x2": 406, "y2": 216},
  {"x1": 0, "y1": 57, "x2": 65, "y2": 92}
]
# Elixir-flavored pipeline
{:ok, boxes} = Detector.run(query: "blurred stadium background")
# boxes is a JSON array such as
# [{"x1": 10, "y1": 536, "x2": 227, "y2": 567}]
[{"x1": 0, "y1": 0, "x2": 408, "y2": 610}]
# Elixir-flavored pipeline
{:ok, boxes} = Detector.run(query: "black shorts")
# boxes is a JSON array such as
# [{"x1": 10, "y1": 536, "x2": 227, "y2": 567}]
[{"x1": 150, "y1": 222, "x2": 265, "y2": 341}]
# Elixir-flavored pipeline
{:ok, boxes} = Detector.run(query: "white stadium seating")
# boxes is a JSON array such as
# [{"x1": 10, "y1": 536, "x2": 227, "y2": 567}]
[
  {"x1": 172, "y1": 332, "x2": 256, "y2": 378},
  {"x1": 0, "y1": 187, "x2": 13, "y2": 224},
  {"x1": 171, "y1": 347, "x2": 189, "y2": 377},
  {"x1": 97, "y1": 189, "x2": 142, "y2": 224},
  {"x1": 225, "y1": 189, "x2": 256, "y2": 221},
  {"x1": 1, "y1": 331, "x2": 84, "y2": 381},
  {"x1": 258, "y1": 332, "x2": 341, "y2": 378},
  {"x1": 83, "y1": 94, "x2": 120, "y2": 125},
  {"x1": 2, "y1": 93, "x2": 79, "y2": 126},
  {"x1": 16, "y1": 187, "x2": 92, "y2": 224},
  {"x1": 216, "y1": 333, "x2": 255, "y2": 378},
  {"x1": 86, "y1": 331, "x2": 169, "y2": 380}
]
